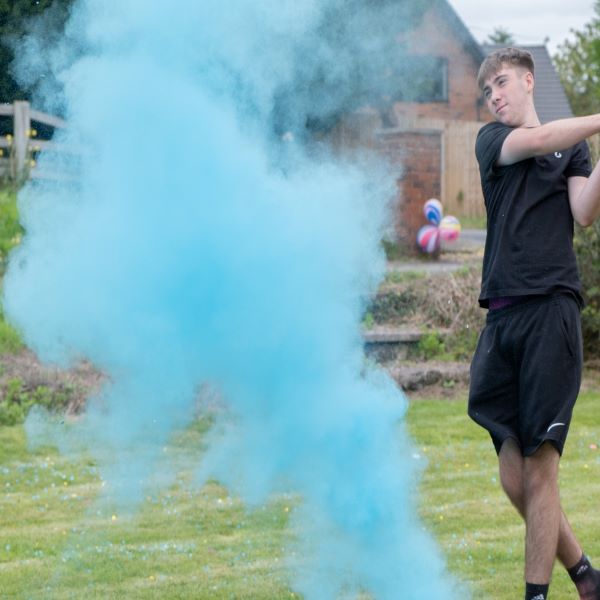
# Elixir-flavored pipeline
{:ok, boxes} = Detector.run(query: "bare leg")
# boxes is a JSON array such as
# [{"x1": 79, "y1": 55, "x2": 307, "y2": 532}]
[
  {"x1": 522, "y1": 443, "x2": 561, "y2": 582},
  {"x1": 499, "y1": 439, "x2": 582, "y2": 571}
]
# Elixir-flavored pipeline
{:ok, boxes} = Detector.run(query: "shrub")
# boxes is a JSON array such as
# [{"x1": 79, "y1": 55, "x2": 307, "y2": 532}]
[
  {"x1": 0, "y1": 186, "x2": 24, "y2": 354},
  {"x1": 369, "y1": 285, "x2": 420, "y2": 324},
  {"x1": 361, "y1": 311, "x2": 375, "y2": 329},
  {"x1": 575, "y1": 222, "x2": 600, "y2": 358},
  {"x1": 0, "y1": 187, "x2": 23, "y2": 276},
  {"x1": 0, "y1": 304, "x2": 23, "y2": 353},
  {"x1": 381, "y1": 239, "x2": 405, "y2": 261},
  {"x1": 417, "y1": 332, "x2": 446, "y2": 360},
  {"x1": 0, "y1": 378, "x2": 75, "y2": 426}
]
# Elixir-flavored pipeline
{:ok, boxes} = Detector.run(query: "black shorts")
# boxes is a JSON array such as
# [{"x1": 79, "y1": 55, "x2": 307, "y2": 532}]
[{"x1": 468, "y1": 293, "x2": 583, "y2": 456}]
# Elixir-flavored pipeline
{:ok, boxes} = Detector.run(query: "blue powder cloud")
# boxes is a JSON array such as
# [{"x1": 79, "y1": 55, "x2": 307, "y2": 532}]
[{"x1": 6, "y1": 1, "x2": 462, "y2": 597}]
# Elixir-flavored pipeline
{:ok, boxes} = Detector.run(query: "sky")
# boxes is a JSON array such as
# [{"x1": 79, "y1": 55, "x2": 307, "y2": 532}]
[{"x1": 450, "y1": 0, "x2": 596, "y2": 54}]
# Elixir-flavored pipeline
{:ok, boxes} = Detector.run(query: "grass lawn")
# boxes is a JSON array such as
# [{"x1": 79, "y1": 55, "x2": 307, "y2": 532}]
[
  {"x1": 409, "y1": 384, "x2": 600, "y2": 599},
  {"x1": 1, "y1": 383, "x2": 599, "y2": 599}
]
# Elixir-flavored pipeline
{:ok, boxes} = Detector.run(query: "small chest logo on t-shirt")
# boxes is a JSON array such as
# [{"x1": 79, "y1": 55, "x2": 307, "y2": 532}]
[{"x1": 554, "y1": 151, "x2": 562, "y2": 158}]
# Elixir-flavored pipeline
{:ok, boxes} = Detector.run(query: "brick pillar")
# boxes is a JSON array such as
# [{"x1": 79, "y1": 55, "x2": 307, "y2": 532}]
[{"x1": 375, "y1": 128, "x2": 442, "y2": 255}]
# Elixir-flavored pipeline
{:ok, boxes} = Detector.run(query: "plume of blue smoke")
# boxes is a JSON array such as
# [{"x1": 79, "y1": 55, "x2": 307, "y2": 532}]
[{"x1": 6, "y1": 1, "x2": 462, "y2": 597}]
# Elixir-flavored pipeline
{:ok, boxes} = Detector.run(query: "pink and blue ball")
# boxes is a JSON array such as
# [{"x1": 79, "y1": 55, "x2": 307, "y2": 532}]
[
  {"x1": 423, "y1": 198, "x2": 443, "y2": 226},
  {"x1": 439, "y1": 215, "x2": 461, "y2": 242},
  {"x1": 417, "y1": 225, "x2": 441, "y2": 254}
]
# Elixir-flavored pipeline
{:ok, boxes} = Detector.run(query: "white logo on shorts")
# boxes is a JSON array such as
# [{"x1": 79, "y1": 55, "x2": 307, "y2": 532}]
[
  {"x1": 532, "y1": 595, "x2": 545, "y2": 600},
  {"x1": 547, "y1": 422, "x2": 565, "y2": 432}
]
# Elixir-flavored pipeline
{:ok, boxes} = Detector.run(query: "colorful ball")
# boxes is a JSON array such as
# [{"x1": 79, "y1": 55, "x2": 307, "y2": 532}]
[
  {"x1": 417, "y1": 225, "x2": 441, "y2": 254},
  {"x1": 423, "y1": 198, "x2": 443, "y2": 226},
  {"x1": 439, "y1": 215, "x2": 461, "y2": 242}
]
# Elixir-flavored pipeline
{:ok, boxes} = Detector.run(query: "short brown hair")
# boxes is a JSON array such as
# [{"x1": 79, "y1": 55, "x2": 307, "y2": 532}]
[{"x1": 477, "y1": 47, "x2": 535, "y2": 91}]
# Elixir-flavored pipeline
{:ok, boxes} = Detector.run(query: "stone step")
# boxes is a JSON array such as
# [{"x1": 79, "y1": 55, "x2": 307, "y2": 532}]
[
  {"x1": 389, "y1": 362, "x2": 470, "y2": 392},
  {"x1": 362, "y1": 326, "x2": 424, "y2": 344},
  {"x1": 363, "y1": 326, "x2": 449, "y2": 362}
]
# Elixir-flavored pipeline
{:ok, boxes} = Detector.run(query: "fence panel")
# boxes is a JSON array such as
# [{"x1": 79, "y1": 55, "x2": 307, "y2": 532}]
[
  {"x1": 444, "y1": 120, "x2": 485, "y2": 218},
  {"x1": 0, "y1": 101, "x2": 67, "y2": 182}
]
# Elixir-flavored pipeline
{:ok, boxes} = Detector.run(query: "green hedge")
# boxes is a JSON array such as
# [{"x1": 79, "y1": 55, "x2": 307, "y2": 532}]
[
  {"x1": 575, "y1": 221, "x2": 600, "y2": 359},
  {"x1": 0, "y1": 188, "x2": 22, "y2": 276},
  {"x1": 0, "y1": 187, "x2": 24, "y2": 353}
]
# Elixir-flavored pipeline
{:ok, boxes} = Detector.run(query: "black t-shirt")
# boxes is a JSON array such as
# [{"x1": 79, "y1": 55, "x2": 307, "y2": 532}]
[{"x1": 475, "y1": 121, "x2": 591, "y2": 308}]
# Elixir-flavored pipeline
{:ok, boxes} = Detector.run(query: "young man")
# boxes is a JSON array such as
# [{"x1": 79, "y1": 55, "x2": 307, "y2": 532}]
[{"x1": 468, "y1": 47, "x2": 600, "y2": 600}]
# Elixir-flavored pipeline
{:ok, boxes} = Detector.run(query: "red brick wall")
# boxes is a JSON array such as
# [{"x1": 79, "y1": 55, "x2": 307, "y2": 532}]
[{"x1": 375, "y1": 128, "x2": 442, "y2": 253}]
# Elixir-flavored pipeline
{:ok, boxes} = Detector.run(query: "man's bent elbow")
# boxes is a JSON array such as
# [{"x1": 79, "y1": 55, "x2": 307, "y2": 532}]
[{"x1": 575, "y1": 213, "x2": 597, "y2": 228}]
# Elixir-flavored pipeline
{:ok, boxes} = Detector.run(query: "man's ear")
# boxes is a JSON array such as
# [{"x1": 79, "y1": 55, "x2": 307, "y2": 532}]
[{"x1": 525, "y1": 71, "x2": 535, "y2": 92}]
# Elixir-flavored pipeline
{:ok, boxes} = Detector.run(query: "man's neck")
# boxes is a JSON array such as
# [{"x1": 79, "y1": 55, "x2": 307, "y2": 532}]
[{"x1": 519, "y1": 105, "x2": 541, "y2": 128}]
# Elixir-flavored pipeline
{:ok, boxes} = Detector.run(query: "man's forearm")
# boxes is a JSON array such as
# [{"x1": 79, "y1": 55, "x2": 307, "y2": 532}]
[
  {"x1": 535, "y1": 114, "x2": 600, "y2": 155},
  {"x1": 570, "y1": 166, "x2": 600, "y2": 227},
  {"x1": 501, "y1": 114, "x2": 600, "y2": 166}
]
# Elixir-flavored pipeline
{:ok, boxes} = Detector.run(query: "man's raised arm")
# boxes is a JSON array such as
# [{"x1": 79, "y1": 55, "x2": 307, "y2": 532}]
[{"x1": 499, "y1": 114, "x2": 600, "y2": 166}]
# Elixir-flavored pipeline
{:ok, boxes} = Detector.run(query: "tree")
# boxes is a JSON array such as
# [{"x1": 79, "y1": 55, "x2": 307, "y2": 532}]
[
  {"x1": 554, "y1": 1, "x2": 600, "y2": 116},
  {"x1": 0, "y1": 0, "x2": 74, "y2": 104},
  {"x1": 486, "y1": 27, "x2": 516, "y2": 45}
]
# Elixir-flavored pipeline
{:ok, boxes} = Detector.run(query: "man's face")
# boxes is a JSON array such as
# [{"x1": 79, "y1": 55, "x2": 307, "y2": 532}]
[{"x1": 481, "y1": 65, "x2": 533, "y2": 127}]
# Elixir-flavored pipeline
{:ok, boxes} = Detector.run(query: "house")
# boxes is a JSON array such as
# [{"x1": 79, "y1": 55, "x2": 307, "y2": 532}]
[{"x1": 329, "y1": 0, "x2": 573, "y2": 250}]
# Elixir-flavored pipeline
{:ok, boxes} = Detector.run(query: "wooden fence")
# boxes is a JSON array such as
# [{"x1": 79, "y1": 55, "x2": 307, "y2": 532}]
[
  {"x1": 0, "y1": 101, "x2": 67, "y2": 182},
  {"x1": 394, "y1": 116, "x2": 486, "y2": 218}
]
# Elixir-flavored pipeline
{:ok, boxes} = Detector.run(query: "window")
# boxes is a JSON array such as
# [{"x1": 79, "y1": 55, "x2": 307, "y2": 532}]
[{"x1": 391, "y1": 56, "x2": 449, "y2": 103}]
